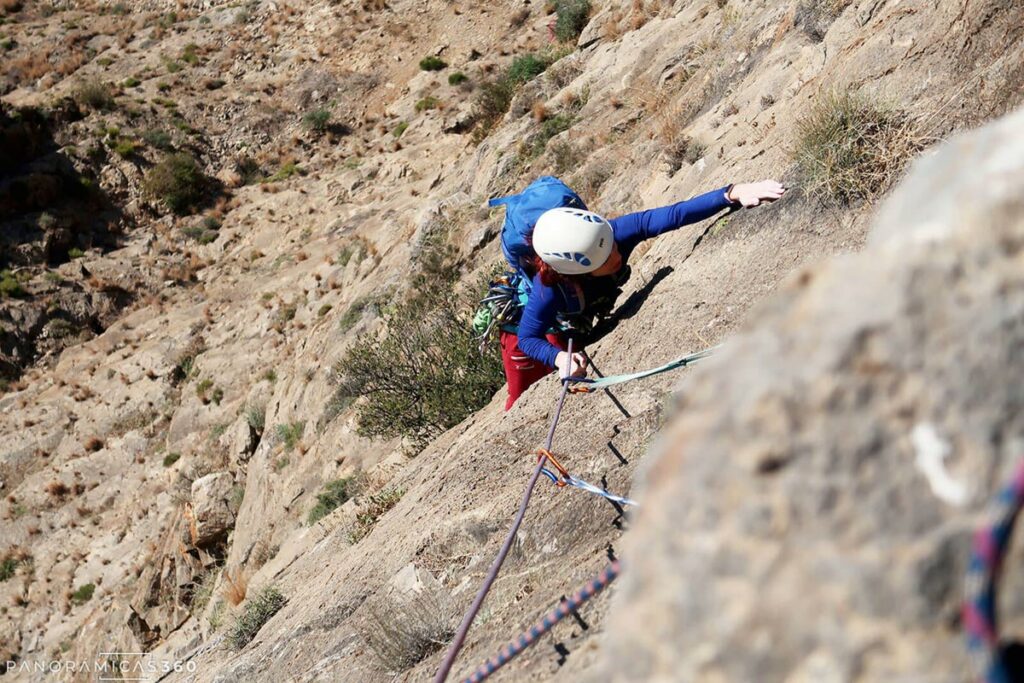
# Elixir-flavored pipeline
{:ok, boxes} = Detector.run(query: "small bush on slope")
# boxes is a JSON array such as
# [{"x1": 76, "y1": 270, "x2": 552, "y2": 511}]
[
  {"x1": 362, "y1": 587, "x2": 456, "y2": 670},
  {"x1": 144, "y1": 152, "x2": 210, "y2": 215},
  {"x1": 228, "y1": 586, "x2": 286, "y2": 650}
]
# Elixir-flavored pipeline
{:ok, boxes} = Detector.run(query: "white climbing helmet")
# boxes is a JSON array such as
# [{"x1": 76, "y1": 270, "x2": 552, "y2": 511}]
[{"x1": 532, "y1": 207, "x2": 614, "y2": 275}]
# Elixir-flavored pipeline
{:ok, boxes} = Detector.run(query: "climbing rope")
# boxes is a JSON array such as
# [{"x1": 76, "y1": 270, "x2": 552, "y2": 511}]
[
  {"x1": 433, "y1": 341, "x2": 577, "y2": 683},
  {"x1": 460, "y1": 561, "x2": 621, "y2": 683},
  {"x1": 964, "y1": 459, "x2": 1024, "y2": 683},
  {"x1": 568, "y1": 345, "x2": 719, "y2": 393}
]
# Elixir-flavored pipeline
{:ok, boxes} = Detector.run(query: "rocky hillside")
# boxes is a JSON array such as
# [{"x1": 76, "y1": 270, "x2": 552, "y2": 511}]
[{"x1": 0, "y1": 0, "x2": 1022, "y2": 681}]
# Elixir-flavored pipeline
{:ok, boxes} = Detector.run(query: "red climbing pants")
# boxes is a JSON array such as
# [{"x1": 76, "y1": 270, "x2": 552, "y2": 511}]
[{"x1": 500, "y1": 330, "x2": 565, "y2": 410}]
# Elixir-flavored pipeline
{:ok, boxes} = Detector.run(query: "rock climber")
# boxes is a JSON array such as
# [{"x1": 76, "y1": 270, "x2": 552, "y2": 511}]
[{"x1": 502, "y1": 180, "x2": 786, "y2": 409}]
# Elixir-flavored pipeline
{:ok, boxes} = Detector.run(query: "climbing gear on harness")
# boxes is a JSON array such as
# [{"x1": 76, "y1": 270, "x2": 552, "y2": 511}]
[
  {"x1": 461, "y1": 560, "x2": 621, "y2": 683},
  {"x1": 489, "y1": 176, "x2": 586, "y2": 278},
  {"x1": 532, "y1": 207, "x2": 614, "y2": 275},
  {"x1": 568, "y1": 345, "x2": 719, "y2": 392},
  {"x1": 473, "y1": 271, "x2": 529, "y2": 352},
  {"x1": 964, "y1": 458, "x2": 1024, "y2": 683}
]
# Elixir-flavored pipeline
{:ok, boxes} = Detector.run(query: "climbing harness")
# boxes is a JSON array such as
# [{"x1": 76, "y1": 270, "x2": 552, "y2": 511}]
[
  {"x1": 964, "y1": 458, "x2": 1024, "y2": 683},
  {"x1": 537, "y1": 448, "x2": 638, "y2": 507},
  {"x1": 461, "y1": 561, "x2": 621, "y2": 683},
  {"x1": 568, "y1": 345, "x2": 719, "y2": 393}
]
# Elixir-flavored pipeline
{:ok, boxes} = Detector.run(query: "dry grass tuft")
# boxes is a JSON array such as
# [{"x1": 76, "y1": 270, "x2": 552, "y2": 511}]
[
  {"x1": 362, "y1": 587, "x2": 456, "y2": 671},
  {"x1": 791, "y1": 89, "x2": 930, "y2": 205}
]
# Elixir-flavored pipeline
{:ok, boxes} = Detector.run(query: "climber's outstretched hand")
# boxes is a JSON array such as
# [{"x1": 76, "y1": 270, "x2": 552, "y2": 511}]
[{"x1": 728, "y1": 180, "x2": 787, "y2": 207}]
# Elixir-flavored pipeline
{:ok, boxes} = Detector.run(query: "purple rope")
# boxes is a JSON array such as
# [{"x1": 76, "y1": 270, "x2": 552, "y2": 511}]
[{"x1": 433, "y1": 339, "x2": 575, "y2": 683}]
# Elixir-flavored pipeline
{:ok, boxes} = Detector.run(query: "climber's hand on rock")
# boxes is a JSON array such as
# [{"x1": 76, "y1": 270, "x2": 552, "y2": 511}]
[
  {"x1": 728, "y1": 180, "x2": 787, "y2": 207},
  {"x1": 555, "y1": 351, "x2": 588, "y2": 380}
]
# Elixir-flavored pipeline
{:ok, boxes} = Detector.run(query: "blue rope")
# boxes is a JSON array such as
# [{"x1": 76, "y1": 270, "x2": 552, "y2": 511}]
[{"x1": 541, "y1": 468, "x2": 638, "y2": 507}]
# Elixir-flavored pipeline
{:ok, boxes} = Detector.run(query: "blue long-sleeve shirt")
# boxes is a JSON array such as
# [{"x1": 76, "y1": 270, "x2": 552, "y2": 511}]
[{"x1": 517, "y1": 186, "x2": 734, "y2": 367}]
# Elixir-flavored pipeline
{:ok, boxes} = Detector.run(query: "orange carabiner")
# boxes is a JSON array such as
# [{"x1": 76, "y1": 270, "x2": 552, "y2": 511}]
[{"x1": 537, "y1": 448, "x2": 570, "y2": 486}]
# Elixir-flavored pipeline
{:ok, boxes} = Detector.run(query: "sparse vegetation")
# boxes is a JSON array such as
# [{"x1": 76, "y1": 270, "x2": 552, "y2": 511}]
[
  {"x1": 419, "y1": 55, "x2": 447, "y2": 71},
  {"x1": 337, "y1": 295, "x2": 376, "y2": 334},
  {"x1": 73, "y1": 80, "x2": 115, "y2": 111},
  {"x1": 265, "y1": 161, "x2": 302, "y2": 183},
  {"x1": 71, "y1": 583, "x2": 95, "y2": 605},
  {"x1": 791, "y1": 90, "x2": 924, "y2": 205},
  {"x1": 349, "y1": 487, "x2": 404, "y2": 543},
  {"x1": 0, "y1": 270, "x2": 26, "y2": 298},
  {"x1": 307, "y1": 476, "x2": 359, "y2": 525},
  {"x1": 67, "y1": 247, "x2": 85, "y2": 259},
  {"x1": 473, "y1": 52, "x2": 560, "y2": 141},
  {"x1": 530, "y1": 112, "x2": 574, "y2": 158},
  {"x1": 142, "y1": 128, "x2": 173, "y2": 150},
  {"x1": 303, "y1": 108, "x2": 332, "y2": 135},
  {"x1": 664, "y1": 135, "x2": 706, "y2": 174},
  {"x1": 415, "y1": 96, "x2": 440, "y2": 112},
  {"x1": 144, "y1": 152, "x2": 209, "y2": 215},
  {"x1": 795, "y1": 0, "x2": 853, "y2": 41},
  {"x1": 363, "y1": 587, "x2": 456, "y2": 670},
  {"x1": 553, "y1": 0, "x2": 591, "y2": 42},
  {"x1": 245, "y1": 403, "x2": 266, "y2": 434},
  {"x1": 227, "y1": 586, "x2": 286, "y2": 650},
  {"x1": 392, "y1": 121, "x2": 409, "y2": 138},
  {"x1": 275, "y1": 421, "x2": 304, "y2": 450},
  {"x1": 447, "y1": 72, "x2": 467, "y2": 86},
  {"x1": 163, "y1": 452, "x2": 181, "y2": 467}
]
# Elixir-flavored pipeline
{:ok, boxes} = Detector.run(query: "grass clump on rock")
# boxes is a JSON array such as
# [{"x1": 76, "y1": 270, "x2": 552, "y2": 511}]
[
  {"x1": 363, "y1": 587, "x2": 456, "y2": 670},
  {"x1": 418, "y1": 55, "x2": 447, "y2": 71},
  {"x1": 71, "y1": 582, "x2": 95, "y2": 605},
  {"x1": 553, "y1": 0, "x2": 590, "y2": 42},
  {"x1": 791, "y1": 90, "x2": 924, "y2": 206},
  {"x1": 73, "y1": 80, "x2": 115, "y2": 111},
  {"x1": 228, "y1": 586, "x2": 286, "y2": 650},
  {"x1": 307, "y1": 476, "x2": 359, "y2": 525},
  {"x1": 144, "y1": 152, "x2": 209, "y2": 215}
]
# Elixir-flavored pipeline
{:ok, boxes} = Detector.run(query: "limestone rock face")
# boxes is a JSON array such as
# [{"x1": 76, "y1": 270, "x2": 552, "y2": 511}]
[
  {"x1": 188, "y1": 472, "x2": 236, "y2": 547},
  {"x1": 599, "y1": 108, "x2": 1024, "y2": 682}
]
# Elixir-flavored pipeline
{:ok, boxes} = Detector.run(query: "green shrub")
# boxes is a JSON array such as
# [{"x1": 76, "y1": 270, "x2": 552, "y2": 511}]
[
  {"x1": 337, "y1": 296, "x2": 376, "y2": 333},
  {"x1": 391, "y1": 121, "x2": 409, "y2": 138},
  {"x1": 181, "y1": 42, "x2": 200, "y2": 65},
  {"x1": 142, "y1": 128, "x2": 173, "y2": 150},
  {"x1": 275, "y1": 421, "x2": 304, "y2": 450},
  {"x1": 123, "y1": 76, "x2": 141, "y2": 87},
  {"x1": 415, "y1": 96, "x2": 440, "y2": 112},
  {"x1": 73, "y1": 80, "x2": 115, "y2": 111},
  {"x1": 112, "y1": 139, "x2": 137, "y2": 158},
  {"x1": 472, "y1": 80, "x2": 514, "y2": 138},
  {"x1": 144, "y1": 152, "x2": 208, "y2": 215},
  {"x1": 330, "y1": 285, "x2": 503, "y2": 448},
  {"x1": 0, "y1": 270, "x2": 25, "y2": 298},
  {"x1": 307, "y1": 477, "x2": 358, "y2": 525},
  {"x1": 791, "y1": 90, "x2": 921, "y2": 205},
  {"x1": 553, "y1": 0, "x2": 590, "y2": 42},
  {"x1": 530, "y1": 113, "x2": 574, "y2": 157},
  {"x1": 71, "y1": 583, "x2": 95, "y2": 605},
  {"x1": 163, "y1": 452, "x2": 181, "y2": 467},
  {"x1": 506, "y1": 53, "x2": 552, "y2": 85},
  {"x1": 1, "y1": 37, "x2": 15, "y2": 51},
  {"x1": 447, "y1": 72, "x2": 468, "y2": 86},
  {"x1": 318, "y1": 304, "x2": 333, "y2": 317},
  {"x1": 302, "y1": 108, "x2": 332, "y2": 135},
  {"x1": 0, "y1": 557, "x2": 19, "y2": 581},
  {"x1": 67, "y1": 247, "x2": 84, "y2": 259},
  {"x1": 228, "y1": 586, "x2": 287, "y2": 650},
  {"x1": 418, "y1": 55, "x2": 447, "y2": 71}
]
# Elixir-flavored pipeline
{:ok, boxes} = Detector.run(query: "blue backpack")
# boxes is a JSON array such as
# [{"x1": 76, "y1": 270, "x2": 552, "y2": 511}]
[{"x1": 488, "y1": 176, "x2": 587, "y2": 280}]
